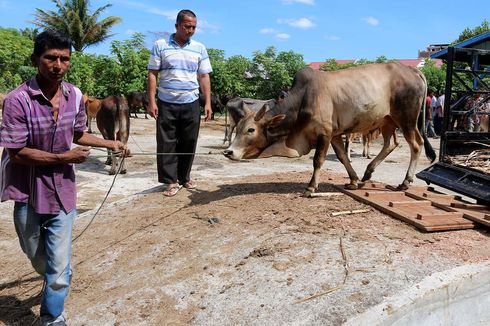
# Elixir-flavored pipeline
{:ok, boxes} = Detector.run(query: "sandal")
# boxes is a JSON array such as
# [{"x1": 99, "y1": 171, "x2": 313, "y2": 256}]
[
  {"x1": 163, "y1": 184, "x2": 182, "y2": 197},
  {"x1": 182, "y1": 180, "x2": 197, "y2": 189}
]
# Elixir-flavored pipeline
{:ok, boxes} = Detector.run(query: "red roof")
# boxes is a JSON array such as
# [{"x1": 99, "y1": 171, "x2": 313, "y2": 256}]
[{"x1": 308, "y1": 59, "x2": 443, "y2": 70}]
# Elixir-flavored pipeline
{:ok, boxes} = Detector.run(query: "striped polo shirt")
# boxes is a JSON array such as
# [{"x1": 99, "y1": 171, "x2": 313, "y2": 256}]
[
  {"x1": 148, "y1": 33, "x2": 212, "y2": 104},
  {"x1": 0, "y1": 77, "x2": 86, "y2": 214}
]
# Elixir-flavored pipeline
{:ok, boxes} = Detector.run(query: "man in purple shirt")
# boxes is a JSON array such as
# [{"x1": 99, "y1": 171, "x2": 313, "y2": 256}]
[{"x1": 0, "y1": 30, "x2": 130, "y2": 326}]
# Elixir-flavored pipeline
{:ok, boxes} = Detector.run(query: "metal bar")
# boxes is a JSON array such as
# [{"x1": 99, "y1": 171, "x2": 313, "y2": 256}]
[
  {"x1": 454, "y1": 68, "x2": 490, "y2": 75},
  {"x1": 441, "y1": 46, "x2": 454, "y2": 159}
]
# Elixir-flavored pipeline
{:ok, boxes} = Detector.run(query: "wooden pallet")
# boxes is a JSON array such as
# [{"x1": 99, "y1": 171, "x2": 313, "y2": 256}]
[
  {"x1": 403, "y1": 186, "x2": 490, "y2": 228},
  {"x1": 337, "y1": 181, "x2": 479, "y2": 232}
]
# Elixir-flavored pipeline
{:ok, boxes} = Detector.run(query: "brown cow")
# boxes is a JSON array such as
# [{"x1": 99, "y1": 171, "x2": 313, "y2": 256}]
[
  {"x1": 83, "y1": 95, "x2": 102, "y2": 133},
  {"x1": 96, "y1": 95, "x2": 130, "y2": 175},
  {"x1": 224, "y1": 63, "x2": 436, "y2": 195},
  {"x1": 127, "y1": 91, "x2": 149, "y2": 119},
  {"x1": 224, "y1": 97, "x2": 276, "y2": 145}
]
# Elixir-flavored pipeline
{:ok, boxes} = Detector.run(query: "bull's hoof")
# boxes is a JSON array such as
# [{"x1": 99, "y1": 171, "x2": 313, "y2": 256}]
[
  {"x1": 396, "y1": 183, "x2": 409, "y2": 191},
  {"x1": 344, "y1": 183, "x2": 358, "y2": 190},
  {"x1": 302, "y1": 190, "x2": 313, "y2": 198},
  {"x1": 108, "y1": 170, "x2": 116, "y2": 175},
  {"x1": 120, "y1": 169, "x2": 127, "y2": 174},
  {"x1": 361, "y1": 173, "x2": 372, "y2": 182},
  {"x1": 302, "y1": 186, "x2": 317, "y2": 198},
  {"x1": 105, "y1": 160, "x2": 112, "y2": 166}
]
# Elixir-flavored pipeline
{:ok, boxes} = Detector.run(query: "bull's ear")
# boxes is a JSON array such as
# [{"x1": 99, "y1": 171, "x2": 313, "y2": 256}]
[
  {"x1": 254, "y1": 103, "x2": 269, "y2": 121},
  {"x1": 269, "y1": 114, "x2": 286, "y2": 127},
  {"x1": 242, "y1": 102, "x2": 252, "y2": 116}
]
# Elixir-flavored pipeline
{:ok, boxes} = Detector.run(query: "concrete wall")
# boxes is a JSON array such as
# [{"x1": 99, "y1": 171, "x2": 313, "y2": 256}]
[{"x1": 344, "y1": 261, "x2": 490, "y2": 326}]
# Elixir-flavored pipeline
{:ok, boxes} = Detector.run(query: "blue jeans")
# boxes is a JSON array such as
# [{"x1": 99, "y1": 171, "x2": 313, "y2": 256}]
[{"x1": 13, "y1": 202, "x2": 75, "y2": 321}]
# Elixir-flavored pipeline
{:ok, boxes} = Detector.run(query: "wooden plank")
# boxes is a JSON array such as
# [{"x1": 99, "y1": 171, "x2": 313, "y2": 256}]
[
  {"x1": 389, "y1": 200, "x2": 432, "y2": 208},
  {"x1": 450, "y1": 202, "x2": 489, "y2": 210},
  {"x1": 404, "y1": 186, "x2": 490, "y2": 227},
  {"x1": 365, "y1": 191, "x2": 406, "y2": 199},
  {"x1": 336, "y1": 181, "x2": 477, "y2": 232},
  {"x1": 416, "y1": 212, "x2": 464, "y2": 220}
]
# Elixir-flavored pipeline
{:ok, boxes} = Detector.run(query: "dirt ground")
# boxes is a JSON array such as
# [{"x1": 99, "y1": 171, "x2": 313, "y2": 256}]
[{"x1": 0, "y1": 116, "x2": 489, "y2": 326}]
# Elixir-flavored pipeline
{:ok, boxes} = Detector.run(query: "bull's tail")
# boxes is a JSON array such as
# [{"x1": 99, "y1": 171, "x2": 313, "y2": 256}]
[
  {"x1": 114, "y1": 97, "x2": 121, "y2": 139},
  {"x1": 422, "y1": 132, "x2": 436, "y2": 163}
]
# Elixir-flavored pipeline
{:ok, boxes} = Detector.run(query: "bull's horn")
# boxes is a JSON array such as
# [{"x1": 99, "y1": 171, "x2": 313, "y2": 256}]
[
  {"x1": 242, "y1": 102, "x2": 253, "y2": 115},
  {"x1": 254, "y1": 103, "x2": 269, "y2": 121}
]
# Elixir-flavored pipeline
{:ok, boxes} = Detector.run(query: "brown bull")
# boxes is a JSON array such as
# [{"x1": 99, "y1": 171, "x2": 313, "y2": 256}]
[
  {"x1": 96, "y1": 95, "x2": 130, "y2": 175},
  {"x1": 224, "y1": 63, "x2": 436, "y2": 195},
  {"x1": 127, "y1": 91, "x2": 149, "y2": 119},
  {"x1": 224, "y1": 97, "x2": 276, "y2": 145},
  {"x1": 83, "y1": 95, "x2": 102, "y2": 133}
]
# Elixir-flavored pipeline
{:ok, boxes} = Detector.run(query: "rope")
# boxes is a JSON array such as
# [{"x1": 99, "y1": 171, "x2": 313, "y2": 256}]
[
  {"x1": 6, "y1": 156, "x2": 126, "y2": 310},
  {"x1": 6, "y1": 137, "x2": 226, "y2": 305},
  {"x1": 129, "y1": 133, "x2": 146, "y2": 153},
  {"x1": 72, "y1": 156, "x2": 126, "y2": 242},
  {"x1": 88, "y1": 149, "x2": 224, "y2": 159}
]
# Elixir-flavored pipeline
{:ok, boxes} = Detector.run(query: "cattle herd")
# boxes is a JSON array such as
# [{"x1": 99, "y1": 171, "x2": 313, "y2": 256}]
[{"x1": 0, "y1": 63, "x2": 445, "y2": 192}]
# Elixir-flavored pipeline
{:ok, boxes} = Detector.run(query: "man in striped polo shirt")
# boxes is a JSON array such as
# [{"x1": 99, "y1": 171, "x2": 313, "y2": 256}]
[{"x1": 147, "y1": 9, "x2": 213, "y2": 197}]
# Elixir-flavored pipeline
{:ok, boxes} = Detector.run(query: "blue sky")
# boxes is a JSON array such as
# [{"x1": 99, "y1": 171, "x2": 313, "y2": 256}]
[{"x1": 1, "y1": 0, "x2": 489, "y2": 63}]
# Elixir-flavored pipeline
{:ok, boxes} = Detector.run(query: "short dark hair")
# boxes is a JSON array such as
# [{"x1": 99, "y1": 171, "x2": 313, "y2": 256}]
[
  {"x1": 176, "y1": 9, "x2": 196, "y2": 24},
  {"x1": 33, "y1": 29, "x2": 72, "y2": 57}
]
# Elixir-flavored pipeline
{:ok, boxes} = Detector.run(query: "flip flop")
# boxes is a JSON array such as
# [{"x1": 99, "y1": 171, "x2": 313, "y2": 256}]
[
  {"x1": 183, "y1": 180, "x2": 197, "y2": 189},
  {"x1": 163, "y1": 184, "x2": 182, "y2": 197}
]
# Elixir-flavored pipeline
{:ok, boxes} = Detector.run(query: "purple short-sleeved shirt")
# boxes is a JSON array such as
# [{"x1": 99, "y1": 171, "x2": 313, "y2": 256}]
[{"x1": 0, "y1": 77, "x2": 87, "y2": 214}]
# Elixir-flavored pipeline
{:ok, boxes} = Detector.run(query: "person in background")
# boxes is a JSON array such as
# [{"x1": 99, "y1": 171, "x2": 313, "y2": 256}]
[
  {"x1": 147, "y1": 9, "x2": 213, "y2": 197},
  {"x1": 431, "y1": 93, "x2": 442, "y2": 136},
  {"x1": 465, "y1": 93, "x2": 482, "y2": 132},
  {"x1": 0, "y1": 29, "x2": 130, "y2": 326},
  {"x1": 434, "y1": 91, "x2": 445, "y2": 135},
  {"x1": 425, "y1": 90, "x2": 438, "y2": 138}
]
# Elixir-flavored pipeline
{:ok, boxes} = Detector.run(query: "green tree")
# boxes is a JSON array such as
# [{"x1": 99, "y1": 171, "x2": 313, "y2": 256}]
[
  {"x1": 92, "y1": 55, "x2": 122, "y2": 96},
  {"x1": 207, "y1": 48, "x2": 231, "y2": 97},
  {"x1": 224, "y1": 55, "x2": 253, "y2": 97},
  {"x1": 420, "y1": 59, "x2": 446, "y2": 94},
  {"x1": 19, "y1": 28, "x2": 39, "y2": 41},
  {"x1": 109, "y1": 33, "x2": 150, "y2": 96},
  {"x1": 320, "y1": 58, "x2": 354, "y2": 71},
  {"x1": 0, "y1": 28, "x2": 35, "y2": 92},
  {"x1": 32, "y1": 0, "x2": 122, "y2": 52},
  {"x1": 375, "y1": 55, "x2": 390, "y2": 63},
  {"x1": 66, "y1": 33, "x2": 149, "y2": 98},
  {"x1": 250, "y1": 46, "x2": 305, "y2": 99},
  {"x1": 453, "y1": 19, "x2": 490, "y2": 44},
  {"x1": 65, "y1": 51, "x2": 98, "y2": 95},
  {"x1": 320, "y1": 55, "x2": 394, "y2": 72},
  {"x1": 276, "y1": 50, "x2": 306, "y2": 82}
]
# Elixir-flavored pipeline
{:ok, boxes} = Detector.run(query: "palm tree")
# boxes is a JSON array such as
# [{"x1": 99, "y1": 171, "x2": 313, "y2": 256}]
[{"x1": 31, "y1": 0, "x2": 122, "y2": 52}]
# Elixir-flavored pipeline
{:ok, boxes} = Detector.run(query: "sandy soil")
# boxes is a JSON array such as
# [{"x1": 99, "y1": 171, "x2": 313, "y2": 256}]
[{"x1": 0, "y1": 116, "x2": 489, "y2": 326}]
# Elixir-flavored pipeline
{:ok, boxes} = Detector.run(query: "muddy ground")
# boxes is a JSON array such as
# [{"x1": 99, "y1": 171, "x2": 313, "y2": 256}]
[{"x1": 0, "y1": 116, "x2": 489, "y2": 326}]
